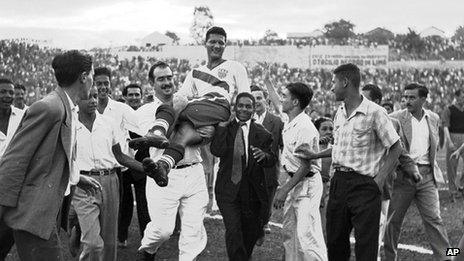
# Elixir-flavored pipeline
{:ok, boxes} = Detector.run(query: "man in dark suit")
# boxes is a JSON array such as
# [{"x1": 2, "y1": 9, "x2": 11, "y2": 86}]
[
  {"x1": 250, "y1": 85, "x2": 283, "y2": 240},
  {"x1": 0, "y1": 50, "x2": 100, "y2": 261},
  {"x1": 211, "y1": 92, "x2": 276, "y2": 260}
]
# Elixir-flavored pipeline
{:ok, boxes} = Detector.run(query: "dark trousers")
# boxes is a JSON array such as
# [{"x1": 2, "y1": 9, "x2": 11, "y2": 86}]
[
  {"x1": 217, "y1": 199, "x2": 262, "y2": 261},
  {"x1": 0, "y1": 221, "x2": 14, "y2": 260},
  {"x1": 14, "y1": 227, "x2": 63, "y2": 261},
  {"x1": 118, "y1": 169, "x2": 150, "y2": 242},
  {"x1": 327, "y1": 170, "x2": 381, "y2": 261}
]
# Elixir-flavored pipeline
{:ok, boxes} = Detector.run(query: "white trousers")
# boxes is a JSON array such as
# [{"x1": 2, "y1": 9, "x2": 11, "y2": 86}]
[
  {"x1": 282, "y1": 174, "x2": 328, "y2": 261},
  {"x1": 140, "y1": 163, "x2": 209, "y2": 261}
]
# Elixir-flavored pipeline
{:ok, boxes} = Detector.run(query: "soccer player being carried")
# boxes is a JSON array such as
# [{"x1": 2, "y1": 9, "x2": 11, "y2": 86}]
[{"x1": 130, "y1": 26, "x2": 250, "y2": 187}]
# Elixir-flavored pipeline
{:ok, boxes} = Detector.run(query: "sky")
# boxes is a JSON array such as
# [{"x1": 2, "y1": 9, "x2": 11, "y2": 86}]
[{"x1": 0, "y1": 0, "x2": 463, "y2": 48}]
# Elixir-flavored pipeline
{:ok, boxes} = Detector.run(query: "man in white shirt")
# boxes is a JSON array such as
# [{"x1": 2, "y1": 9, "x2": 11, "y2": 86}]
[
  {"x1": 137, "y1": 62, "x2": 209, "y2": 261},
  {"x1": 0, "y1": 78, "x2": 25, "y2": 259},
  {"x1": 140, "y1": 27, "x2": 250, "y2": 188},
  {"x1": 384, "y1": 83, "x2": 450, "y2": 260},
  {"x1": 93, "y1": 67, "x2": 143, "y2": 151},
  {"x1": 272, "y1": 83, "x2": 327, "y2": 261},
  {"x1": 73, "y1": 87, "x2": 144, "y2": 261},
  {"x1": 118, "y1": 83, "x2": 150, "y2": 248}
]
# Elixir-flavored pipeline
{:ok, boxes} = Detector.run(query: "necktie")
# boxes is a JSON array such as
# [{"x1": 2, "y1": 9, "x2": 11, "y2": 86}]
[{"x1": 231, "y1": 122, "x2": 246, "y2": 184}]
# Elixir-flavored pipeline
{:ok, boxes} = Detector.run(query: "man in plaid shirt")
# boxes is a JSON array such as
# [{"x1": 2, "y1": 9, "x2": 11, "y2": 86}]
[{"x1": 297, "y1": 63, "x2": 402, "y2": 261}]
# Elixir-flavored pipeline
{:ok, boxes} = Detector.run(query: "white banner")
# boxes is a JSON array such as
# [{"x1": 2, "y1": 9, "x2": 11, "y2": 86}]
[{"x1": 309, "y1": 45, "x2": 389, "y2": 69}]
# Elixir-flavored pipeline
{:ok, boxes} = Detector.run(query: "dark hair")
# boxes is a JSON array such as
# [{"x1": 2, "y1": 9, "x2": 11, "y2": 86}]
[
  {"x1": 0, "y1": 78, "x2": 14, "y2": 85},
  {"x1": 362, "y1": 84, "x2": 383, "y2": 103},
  {"x1": 122, "y1": 83, "x2": 143, "y2": 97},
  {"x1": 456, "y1": 90, "x2": 462, "y2": 97},
  {"x1": 51, "y1": 50, "x2": 92, "y2": 87},
  {"x1": 285, "y1": 82, "x2": 313, "y2": 109},
  {"x1": 14, "y1": 83, "x2": 26, "y2": 92},
  {"x1": 94, "y1": 67, "x2": 111, "y2": 79},
  {"x1": 148, "y1": 61, "x2": 170, "y2": 83},
  {"x1": 206, "y1": 26, "x2": 227, "y2": 42},
  {"x1": 404, "y1": 83, "x2": 428, "y2": 98},
  {"x1": 250, "y1": 85, "x2": 268, "y2": 99},
  {"x1": 333, "y1": 63, "x2": 361, "y2": 88},
  {"x1": 235, "y1": 92, "x2": 256, "y2": 107},
  {"x1": 382, "y1": 102, "x2": 394, "y2": 111},
  {"x1": 314, "y1": 117, "x2": 333, "y2": 131}
]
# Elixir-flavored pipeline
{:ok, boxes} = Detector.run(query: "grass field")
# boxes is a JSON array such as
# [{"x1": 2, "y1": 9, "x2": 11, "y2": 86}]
[{"x1": 5, "y1": 148, "x2": 464, "y2": 260}]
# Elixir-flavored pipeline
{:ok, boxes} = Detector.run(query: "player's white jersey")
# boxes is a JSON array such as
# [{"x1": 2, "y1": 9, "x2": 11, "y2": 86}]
[{"x1": 178, "y1": 60, "x2": 250, "y2": 102}]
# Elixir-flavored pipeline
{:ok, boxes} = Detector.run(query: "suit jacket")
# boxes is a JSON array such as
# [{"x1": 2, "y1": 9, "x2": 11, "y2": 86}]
[
  {"x1": 390, "y1": 109, "x2": 442, "y2": 183},
  {"x1": 0, "y1": 87, "x2": 73, "y2": 240},
  {"x1": 211, "y1": 120, "x2": 275, "y2": 220},
  {"x1": 260, "y1": 111, "x2": 284, "y2": 188}
]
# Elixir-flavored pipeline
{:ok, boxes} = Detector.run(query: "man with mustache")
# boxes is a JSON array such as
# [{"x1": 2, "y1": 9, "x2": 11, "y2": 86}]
[
  {"x1": 137, "y1": 61, "x2": 209, "y2": 261},
  {"x1": 384, "y1": 83, "x2": 450, "y2": 261}
]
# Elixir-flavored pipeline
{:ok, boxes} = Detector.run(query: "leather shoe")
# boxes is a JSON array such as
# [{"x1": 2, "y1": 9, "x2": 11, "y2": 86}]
[{"x1": 143, "y1": 158, "x2": 169, "y2": 187}]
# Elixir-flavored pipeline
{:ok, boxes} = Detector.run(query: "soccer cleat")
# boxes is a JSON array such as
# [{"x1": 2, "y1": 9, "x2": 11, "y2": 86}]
[
  {"x1": 143, "y1": 158, "x2": 169, "y2": 187},
  {"x1": 129, "y1": 135, "x2": 169, "y2": 150}
]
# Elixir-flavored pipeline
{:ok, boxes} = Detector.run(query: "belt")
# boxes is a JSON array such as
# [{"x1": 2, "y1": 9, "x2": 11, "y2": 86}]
[
  {"x1": 173, "y1": 162, "x2": 199, "y2": 169},
  {"x1": 334, "y1": 166, "x2": 356, "y2": 173},
  {"x1": 80, "y1": 168, "x2": 118, "y2": 176}
]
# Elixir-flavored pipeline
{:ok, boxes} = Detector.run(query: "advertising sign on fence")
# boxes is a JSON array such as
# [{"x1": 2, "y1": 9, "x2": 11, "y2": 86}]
[{"x1": 309, "y1": 45, "x2": 389, "y2": 69}]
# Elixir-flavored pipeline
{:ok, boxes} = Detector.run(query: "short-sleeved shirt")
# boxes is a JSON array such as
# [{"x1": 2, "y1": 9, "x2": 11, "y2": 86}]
[
  {"x1": 178, "y1": 60, "x2": 250, "y2": 102},
  {"x1": 282, "y1": 111, "x2": 321, "y2": 175},
  {"x1": 332, "y1": 96, "x2": 400, "y2": 177},
  {"x1": 76, "y1": 114, "x2": 119, "y2": 171}
]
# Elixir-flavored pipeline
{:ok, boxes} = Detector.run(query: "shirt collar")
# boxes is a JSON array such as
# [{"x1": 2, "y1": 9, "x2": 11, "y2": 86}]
[
  {"x1": 236, "y1": 118, "x2": 251, "y2": 128},
  {"x1": 341, "y1": 95, "x2": 370, "y2": 119},
  {"x1": 63, "y1": 90, "x2": 76, "y2": 111},
  {"x1": 77, "y1": 113, "x2": 102, "y2": 131},
  {"x1": 10, "y1": 105, "x2": 19, "y2": 116},
  {"x1": 286, "y1": 111, "x2": 307, "y2": 129},
  {"x1": 408, "y1": 108, "x2": 429, "y2": 121}
]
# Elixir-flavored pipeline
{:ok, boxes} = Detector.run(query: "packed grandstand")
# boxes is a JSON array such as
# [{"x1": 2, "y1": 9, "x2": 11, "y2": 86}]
[{"x1": 1, "y1": 36, "x2": 464, "y2": 118}]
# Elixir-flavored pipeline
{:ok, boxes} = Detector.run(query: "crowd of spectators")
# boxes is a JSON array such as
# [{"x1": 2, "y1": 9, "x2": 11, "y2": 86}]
[{"x1": 1, "y1": 39, "x2": 463, "y2": 118}]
